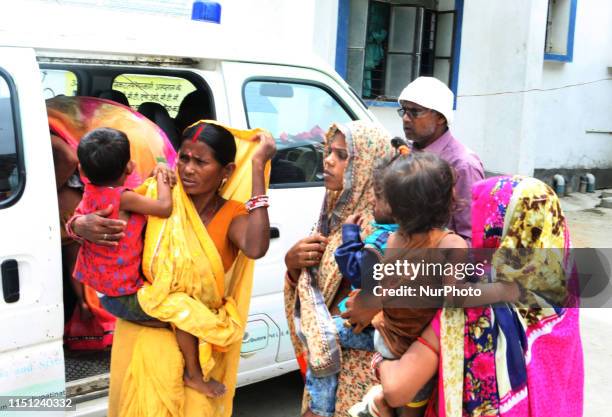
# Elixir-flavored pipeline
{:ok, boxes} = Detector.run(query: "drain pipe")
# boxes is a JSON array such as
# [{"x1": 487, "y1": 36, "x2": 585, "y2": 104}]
[
  {"x1": 585, "y1": 173, "x2": 596, "y2": 193},
  {"x1": 553, "y1": 174, "x2": 565, "y2": 195}
]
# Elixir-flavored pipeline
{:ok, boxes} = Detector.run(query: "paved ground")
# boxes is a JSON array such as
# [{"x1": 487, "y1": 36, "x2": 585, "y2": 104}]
[
  {"x1": 233, "y1": 371, "x2": 303, "y2": 417},
  {"x1": 561, "y1": 190, "x2": 612, "y2": 248},
  {"x1": 562, "y1": 190, "x2": 612, "y2": 417},
  {"x1": 233, "y1": 190, "x2": 612, "y2": 417}
]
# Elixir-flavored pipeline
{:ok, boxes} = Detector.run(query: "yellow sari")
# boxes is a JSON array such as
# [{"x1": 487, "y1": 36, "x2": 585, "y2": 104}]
[{"x1": 108, "y1": 121, "x2": 270, "y2": 417}]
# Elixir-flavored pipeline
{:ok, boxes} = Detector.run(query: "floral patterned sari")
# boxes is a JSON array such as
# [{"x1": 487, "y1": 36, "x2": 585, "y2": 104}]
[
  {"x1": 284, "y1": 121, "x2": 394, "y2": 415},
  {"x1": 434, "y1": 176, "x2": 583, "y2": 417}
]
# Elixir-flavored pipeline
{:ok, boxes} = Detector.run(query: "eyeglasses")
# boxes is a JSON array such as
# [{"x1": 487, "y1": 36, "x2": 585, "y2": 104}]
[{"x1": 397, "y1": 107, "x2": 431, "y2": 119}]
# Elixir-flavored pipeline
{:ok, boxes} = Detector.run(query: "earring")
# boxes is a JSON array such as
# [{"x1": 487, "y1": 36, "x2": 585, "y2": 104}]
[{"x1": 219, "y1": 178, "x2": 228, "y2": 190}]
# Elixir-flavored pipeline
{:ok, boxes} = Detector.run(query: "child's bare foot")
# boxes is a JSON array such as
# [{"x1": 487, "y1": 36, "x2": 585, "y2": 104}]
[{"x1": 184, "y1": 373, "x2": 226, "y2": 398}]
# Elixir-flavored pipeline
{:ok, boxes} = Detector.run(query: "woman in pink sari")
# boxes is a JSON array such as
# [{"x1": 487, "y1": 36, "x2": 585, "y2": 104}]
[{"x1": 377, "y1": 175, "x2": 584, "y2": 417}]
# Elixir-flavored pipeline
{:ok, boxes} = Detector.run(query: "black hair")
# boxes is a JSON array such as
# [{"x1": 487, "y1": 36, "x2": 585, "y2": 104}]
[
  {"x1": 77, "y1": 127, "x2": 130, "y2": 185},
  {"x1": 372, "y1": 137, "x2": 410, "y2": 196},
  {"x1": 175, "y1": 91, "x2": 212, "y2": 134},
  {"x1": 181, "y1": 123, "x2": 236, "y2": 166},
  {"x1": 372, "y1": 157, "x2": 392, "y2": 197},
  {"x1": 383, "y1": 152, "x2": 455, "y2": 235}
]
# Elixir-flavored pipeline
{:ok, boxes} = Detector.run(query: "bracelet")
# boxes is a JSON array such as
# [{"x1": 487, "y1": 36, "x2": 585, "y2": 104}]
[
  {"x1": 370, "y1": 351, "x2": 384, "y2": 381},
  {"x1": 245, "y1": 195, "x2": 269, "y2": 213},
  {"x1": 285, "y1": 272, "x2": 298, "y2": 288},
  {"x1": 416, "y1": 336, "x2": 439, "y2": 356},
  {"x1": 65, "y1": 215, "x2": 85, "y2": 244}
]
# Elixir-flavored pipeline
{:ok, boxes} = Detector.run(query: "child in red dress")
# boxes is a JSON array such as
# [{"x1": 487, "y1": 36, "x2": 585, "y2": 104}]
[{"x1": 73, "y1": 127, "x2": 225, "y2": 397}]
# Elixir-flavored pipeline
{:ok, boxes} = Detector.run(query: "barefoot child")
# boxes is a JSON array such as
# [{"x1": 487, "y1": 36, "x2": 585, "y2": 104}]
[
  {"x1": 72, "y1": 127, "x2": 225, "y2": 397},
  {"x1": 351, "y1": 153, "x2": 519, "y2": 417}
]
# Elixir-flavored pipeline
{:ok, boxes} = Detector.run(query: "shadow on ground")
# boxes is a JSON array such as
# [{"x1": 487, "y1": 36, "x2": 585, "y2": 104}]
[{"x1": 233, "y1": 371, "x2": 304, "y2": 417}]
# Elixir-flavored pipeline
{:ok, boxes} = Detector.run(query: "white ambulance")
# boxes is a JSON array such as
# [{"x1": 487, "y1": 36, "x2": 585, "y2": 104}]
[{"x1": 0, "y1": 1, "x2": 380, "y2": 416}]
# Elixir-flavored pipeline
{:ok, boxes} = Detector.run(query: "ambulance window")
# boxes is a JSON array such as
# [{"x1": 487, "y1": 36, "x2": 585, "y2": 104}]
[
  {"x1": 112, "y1": 74, "x2": 196, "y2": 117},
  {"x1": 0, "y1": 72, "x2": 24, "y2": 207},
  {"x1": 244, "y1": 80, "x2": 353, "y2": 187},
  {"x1": 40, "y1": 69, "x2": 78, "y2": 99}
]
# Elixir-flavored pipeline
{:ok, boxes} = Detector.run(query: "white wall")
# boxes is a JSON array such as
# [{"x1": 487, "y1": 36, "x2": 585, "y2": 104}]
[
  {"x1": 533, "y1": 0, "x2": 612, "y2": 170},
  {"x1": 312, "y1": 0, "x2": 340, "y2": 67},
  {"x1": 370, "y1": 107, "x2": 403, "y2": 138},
  {"x1": 453, "y1": 0, "x2": 612, "y2": 175},
  {"x1": 451, "y1": 0, "x2": 549, "y2": 175}
]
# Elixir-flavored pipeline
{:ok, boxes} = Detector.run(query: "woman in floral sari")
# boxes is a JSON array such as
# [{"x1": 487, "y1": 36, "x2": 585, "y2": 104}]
[
  {"x1": 284, "y1": 121, "x2": 394, "y2": 417},
  {"x1": 378, "y1": 175, "x2": 583, "y2": 417}
]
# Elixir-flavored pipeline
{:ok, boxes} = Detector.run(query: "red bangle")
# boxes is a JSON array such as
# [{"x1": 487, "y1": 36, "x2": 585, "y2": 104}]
[
  {"x1": 65, "y1": 215, "x2": 85, "y2": 244},
  {"x1": 245, "y1": 195, "x2": 270, "y2": 213},
  {"x1": 416, "y1": 336, "x2": 439, "y2": 355},
  {"x1": 370, "y1": 351, "x2": 384, "y2": 381}
]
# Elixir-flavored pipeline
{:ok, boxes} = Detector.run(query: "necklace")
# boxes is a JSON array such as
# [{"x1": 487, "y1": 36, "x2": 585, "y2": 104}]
[{"x1": 198, "y1": 194, "x2": 222, "y2": 225}]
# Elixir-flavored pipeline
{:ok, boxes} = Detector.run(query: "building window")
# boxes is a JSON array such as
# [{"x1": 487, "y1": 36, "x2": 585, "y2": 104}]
[
  {"x1": 544, "y1": 0, "x2": 578, "y2": 62},
  {"x1": 0, "y1": 71, "x2": 25, "y2": 208},
  {"x1": 243, "y1": 80, "x2": 353, "y2": 186},
  {"x1": 343, "y1": 0, "x2": 458, "y2": 101}
]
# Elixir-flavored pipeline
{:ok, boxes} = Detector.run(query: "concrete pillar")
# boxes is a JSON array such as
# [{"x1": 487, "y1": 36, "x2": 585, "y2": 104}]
[
  {"x1": 313, "y1": 0, "x2": 340, "y2": 67},
  {"x1": 453, "y1": 0, "x2": 548, "y2": 175}
]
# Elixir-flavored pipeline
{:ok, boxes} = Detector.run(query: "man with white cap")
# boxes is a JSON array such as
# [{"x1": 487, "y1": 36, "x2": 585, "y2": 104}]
[{"x1": 397, "y1": 76, "x2": 484, "y2": 244}]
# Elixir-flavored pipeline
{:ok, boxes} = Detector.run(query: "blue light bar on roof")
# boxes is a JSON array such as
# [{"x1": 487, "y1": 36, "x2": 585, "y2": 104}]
[{"x1": 191, "y1": 1, "x2": 221, "y2": 24}]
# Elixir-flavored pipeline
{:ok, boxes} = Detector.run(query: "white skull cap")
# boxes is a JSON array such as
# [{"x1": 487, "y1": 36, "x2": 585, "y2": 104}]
[{"x1": 398, "y1": 76, "x2": 454, "y2": 126}]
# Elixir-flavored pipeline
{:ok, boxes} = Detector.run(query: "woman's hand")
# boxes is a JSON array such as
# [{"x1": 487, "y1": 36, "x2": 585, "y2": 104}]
[
  {"x1": 285, "y1": 233, "x2": 328, "y2": 283},
  {"x1": 151, "y1": 163, "x2": 177, "y2": 187},
  {"x1": 72, "y1": 205, "x2": 127, "y2": 246},
  {"x1": 251, "y1": 133, "x2": 276, "y2": 166},
  {"x1": 340, "y1": 290, "x2": 380, "y2": 333}
]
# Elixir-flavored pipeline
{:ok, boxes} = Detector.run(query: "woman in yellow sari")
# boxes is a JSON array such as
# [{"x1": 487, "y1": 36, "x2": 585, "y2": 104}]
[{"x1": 72, "y1": 120, "x2": 275, "y2": 417}]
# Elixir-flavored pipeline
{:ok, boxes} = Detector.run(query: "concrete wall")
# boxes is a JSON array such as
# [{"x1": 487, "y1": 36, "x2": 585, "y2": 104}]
[
  {"x1": 353, "y1": 0, "x2": 612, "y2": 185},
  {"x1": 312, "y1": 0, "x2": 340, "y2": 66},
  {"x1": 452, "y1": 0, "x2": 612, "y2": 183},
  {"x1": 370, "y1": 106, "x2": 404, "y2": 138},
  {"x1": 534, "y1": 0, "x2": 612, "y2": 171},
  {"x1": 451, "y1": 0, "x2": 549, "y2": 176}
]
